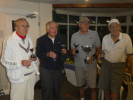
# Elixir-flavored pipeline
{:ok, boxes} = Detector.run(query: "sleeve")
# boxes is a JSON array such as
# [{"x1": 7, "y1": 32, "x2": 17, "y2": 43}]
[
  {"x1": 1, "y1": 38, "x2": 22, "y2": 70},
  {"x1": 126, "y1": 35, "x2": 133, "y2": 54},
  {"x1": 36, "y1": 38, "x2": 48, "y2": 59},
  {"x1": 95, "y1": 32, "x2": 101, "y2": 47},
  {"x1": 70, "y1": 34, "x2": 75, "y2": 49}
]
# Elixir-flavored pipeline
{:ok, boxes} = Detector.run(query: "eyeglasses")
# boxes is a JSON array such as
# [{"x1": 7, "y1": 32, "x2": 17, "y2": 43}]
[{"x1": 109, "y1": 25, "x2": 119, "y2": 28}]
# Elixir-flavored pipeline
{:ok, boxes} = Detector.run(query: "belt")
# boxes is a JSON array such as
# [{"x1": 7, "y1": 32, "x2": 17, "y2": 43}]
[{"x1": 24, "y1": 71, "x2": 34, "y2": 76}]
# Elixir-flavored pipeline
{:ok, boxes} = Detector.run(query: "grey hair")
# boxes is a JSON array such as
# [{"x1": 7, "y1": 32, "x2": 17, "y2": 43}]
[
  {"x1": 46, "y1": 21, "x2": 58, "y2": 30},
  {"x1": 14, "y1": 18, "x2": 29, "y2": 27}
]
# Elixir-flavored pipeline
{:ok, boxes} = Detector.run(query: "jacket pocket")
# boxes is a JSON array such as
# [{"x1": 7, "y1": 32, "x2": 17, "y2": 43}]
[{"x1": 6, "y1": 67, "x2": 24, "y2": 81}]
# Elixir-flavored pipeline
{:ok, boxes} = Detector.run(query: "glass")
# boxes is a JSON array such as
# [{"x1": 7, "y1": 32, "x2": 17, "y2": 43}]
[
  {"x1": 56, "y1": 14, "x2": 67, "y2": 23},
  {"x1": 58, "y1": 25, "x2": 67, "y2": 46},
  {"x1": 129, "y1": 26, "x2": 133, "y2": 45},
  {"x1": 12, "y1": 20, "x2": 15, "y2": 32},
  {"x1": 69, "y1": 25, "x2": 79, "y2": 49},
  {"x1": 89, "y1": 26, "x2": 95, "y2": 31},
  {"x1": 97, "y1": 17, "x2": 111, "y2": 24},
  {"x1": 131, "y1": 15, "x2": 133, "y2": 22},
  {"x1": 69, "y1": 15, "x2": 79, "y2": 23},
  {"x1": 85, "y1": 16, "x2": 96, "y2": 24},
  {"x1": 121, "y1": 26, "x2": 127, "y2": 33},
  {"x1": 97, "y1": 26, "x2": 110, "y2": 43},
  {"x1": 116, "y1": 16, "x2": 126, "y2": 23}
]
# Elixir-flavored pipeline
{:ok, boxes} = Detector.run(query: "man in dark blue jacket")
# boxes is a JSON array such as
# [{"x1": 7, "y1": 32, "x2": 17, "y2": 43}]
[{"x1": 36, "y1": 21, "x2": 66, "y2": 100}]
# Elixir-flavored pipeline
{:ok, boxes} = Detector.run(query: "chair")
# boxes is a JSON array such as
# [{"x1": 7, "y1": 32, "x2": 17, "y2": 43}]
[
  {"x1": 124, "y1": 73, "x2": 133, "y2": 100},
  {"x1": 97, "y1": 64, "x2": 124, "y2": 100}
]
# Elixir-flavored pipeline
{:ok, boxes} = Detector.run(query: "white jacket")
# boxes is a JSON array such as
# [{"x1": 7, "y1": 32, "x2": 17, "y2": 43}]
[{"x1": 1, "y1": 31, "x2": 40, "y2": 83}]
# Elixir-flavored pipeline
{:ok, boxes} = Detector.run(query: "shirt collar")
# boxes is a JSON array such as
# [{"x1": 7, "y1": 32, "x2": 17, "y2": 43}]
[{"x1": 108, "y1": 32, "x2": 123, "y2": 40}]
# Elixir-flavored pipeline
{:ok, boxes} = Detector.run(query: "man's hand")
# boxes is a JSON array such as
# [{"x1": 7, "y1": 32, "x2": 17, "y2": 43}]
[
  {"x1": 71, "y1": 49, "x2": 76, "y2": 55},
  {"x1": 47, "y1": 51, "x2": 57, "y2": 59},
  {"x1": 61, "y1": 49, "x2": 67, "y2": 55},
  {"x1": 21, "y1": 60, "x2": 31, "y2": 68},
  {"x1": 89, "y1": 57, "x2": 95, "y2": 64}
]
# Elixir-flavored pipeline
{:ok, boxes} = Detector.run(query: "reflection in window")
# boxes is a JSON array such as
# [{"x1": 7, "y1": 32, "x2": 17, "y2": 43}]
[
  {"x1": 129, "y1": 26, "x2": 133, "y2": 45},
  {"x1": 69, "y1": 25, "x2": 79, "y2": 49},
  {"x1": 84, "y1": 16, "x2": 96, "y2": 24},
  {"x1": 69, "y1": 15, "x2": 79, "y2": 23},
  {"x1": 116, "y1": 16, "x2": 126, "y2": 23},
  {"x1": 56, "y1": 14, "x2": 67, "y2": 23},
  {"x1": 121, "y1": 26, "x2": 127, "y2": 33},
  {"x1": 58, "y1": 25, "x2": 67, "y2": 46},
  {"x1": 89, "y1": 26, "x2": 95, "y2": 31},
  {"x1": 97, "y1": 26, "x2": 110, "y2": 43},
  {"x1": 131, "y1": 16, "x2": 133, "y2": 22},
  {"x1": 97, "y1": 17, "x2": 111, "y2": 24}
]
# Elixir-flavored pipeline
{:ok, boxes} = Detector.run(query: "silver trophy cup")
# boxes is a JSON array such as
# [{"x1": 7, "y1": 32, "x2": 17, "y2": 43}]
[
  {"x1": 61, "y1": 44, "x2": 66, "y2": 54},
  {"x1": 82, "y1": 45, "x2": 93, "y2": 64},
  {"x1": 74, "y1": 44, "x2": 79, "y2": 53}
]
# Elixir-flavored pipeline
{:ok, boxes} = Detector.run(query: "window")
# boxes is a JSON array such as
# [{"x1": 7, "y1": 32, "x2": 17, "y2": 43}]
[
  {"x1": 97, "y1": 26, "x2": 110, "y2": 43},
  {"x1": 129, "y1": 26, "x2": 133, "y2": 45},
  {"x1": 97, "y1": 17, "x2": 111, "y2": 24},
  {"x1": 89, "y1": 26, "x2": 95, "y2": 31},
  {"x1": 69, "y1": 15, "x2": 79, "y2": 24},
  {"x1": 116, "y1": 16, "x2": 126, "y2": 23},
  {"x1": 58, "y1": 25, "x2": 67, "y2": 46},
  {"x1": 56, "y1": 14, "x2": 67, "y2": 23},
  {"x1": 121, "y1": 26, "x2": 127, "y2": 33},
  {"x1": 12, "y1": 21, "x2": 15, "y2": 32},
  {"x1": 131, "y1": 15, "x2": 133, "y2": 22}
]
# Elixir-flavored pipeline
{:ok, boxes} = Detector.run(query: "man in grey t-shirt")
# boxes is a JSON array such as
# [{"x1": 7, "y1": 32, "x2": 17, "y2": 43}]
[{"x1": 71, "y1": 17, "x2": 101, "y2": 100}]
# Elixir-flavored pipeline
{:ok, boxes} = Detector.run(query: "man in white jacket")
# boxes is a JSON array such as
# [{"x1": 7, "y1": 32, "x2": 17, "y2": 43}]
[{"x1": 1, "y1": 18, "x2": 39, "y2": 100}]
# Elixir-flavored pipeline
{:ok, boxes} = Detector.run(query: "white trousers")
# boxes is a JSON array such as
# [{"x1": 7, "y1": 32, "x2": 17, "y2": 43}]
[{"x1": 10, "y1": 75, "x2": 35, "y2": 100}]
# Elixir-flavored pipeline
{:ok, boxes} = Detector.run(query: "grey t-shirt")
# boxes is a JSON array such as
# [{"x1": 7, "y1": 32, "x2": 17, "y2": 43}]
[{"x1": 71, "y1": 29, "x2": 101, "y2": 67}]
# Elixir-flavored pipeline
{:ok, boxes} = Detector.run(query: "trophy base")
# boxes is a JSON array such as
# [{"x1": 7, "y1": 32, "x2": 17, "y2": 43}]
[
  {"x1": 31, "y1": 55, "x2": 36, "y2": 58},
  {"x1": 100, "y1": 56, "x2": 104, "y2": 60},
  {"x1": 84, "y1": 59, "x2": 91, "y2": 64},
  {"x1": 75, "y1": 50, "x2": 79, "y2": 53}
]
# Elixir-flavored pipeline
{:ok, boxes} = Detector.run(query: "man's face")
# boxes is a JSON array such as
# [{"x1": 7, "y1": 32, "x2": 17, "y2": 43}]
[
  {"x1": 48, "y1": 23, "x2": 57, "y2": 38},
  {"x1": 108, "y1": 23, "x2": 121, "y2": 36},
  {"x1": 79, "y1": 21, "x2": 90, "y2": 33},
  {"x1": 15, "y1": 21, "x2": 29, "y2": 36}
]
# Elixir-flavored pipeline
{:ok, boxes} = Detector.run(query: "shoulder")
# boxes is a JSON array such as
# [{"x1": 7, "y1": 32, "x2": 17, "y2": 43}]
[
  {"x1": 122, "y1": 33, "x2": 130, "y2": 39},
  {"x1": 37, "y1": 34, "x2": 47, "y2": 41},
  {"x1": 71, "y1": 31, "x2": 80, "y2": 37}
]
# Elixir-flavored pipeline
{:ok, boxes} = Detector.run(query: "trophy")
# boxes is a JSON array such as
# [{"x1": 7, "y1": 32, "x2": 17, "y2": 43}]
[
  {"x1": 30, "y1": 48, "x2": 36, "y2": 58},
  {"x1": 74, "y1": 44, "x2": 79, "y2": 53},
  {"x1": 61, "y1": 44, "x2": 66, "y2": 54},
  {"x1": 82, "y1": 45, "x2": 93, "y2": 64},
  {"x1": 100, "y1": 50, "x2": 105, "y2": 60}
]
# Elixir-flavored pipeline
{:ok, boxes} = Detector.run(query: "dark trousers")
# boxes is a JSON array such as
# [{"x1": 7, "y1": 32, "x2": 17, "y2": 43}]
[{"x1": 40, "y1": 67, "x2": 62, "y2": 100}]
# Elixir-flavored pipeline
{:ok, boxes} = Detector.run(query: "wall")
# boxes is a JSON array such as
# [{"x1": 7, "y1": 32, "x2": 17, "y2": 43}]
[{"x1": 0, "y1": 0, "x2": 52, "y2": 93}]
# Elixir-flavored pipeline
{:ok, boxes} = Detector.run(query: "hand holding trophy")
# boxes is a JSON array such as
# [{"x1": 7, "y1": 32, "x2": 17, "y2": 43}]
[
  {"x1": 82, "y1": 45, "x2": 93, "y2": 64},
  {"x1": 100, "y1": 50, "x2": 105, "y2": 60},
  {"x1": 74, "y1": 44, "x2": 79, "y2": 53}
]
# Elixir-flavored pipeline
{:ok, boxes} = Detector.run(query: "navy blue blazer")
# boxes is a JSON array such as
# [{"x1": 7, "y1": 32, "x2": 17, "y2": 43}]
[{"x1": 36, "y1": 33, "x2": 64, "y2": 70}]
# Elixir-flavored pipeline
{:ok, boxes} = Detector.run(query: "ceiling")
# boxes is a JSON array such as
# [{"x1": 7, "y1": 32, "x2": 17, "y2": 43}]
[{"x1": 22, "y1": 0, "x2": 133, "y2": 13}]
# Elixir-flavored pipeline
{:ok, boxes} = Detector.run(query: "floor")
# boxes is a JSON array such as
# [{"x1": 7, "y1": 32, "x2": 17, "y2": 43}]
[{"x1": 0, "y1": 75, "x2": 128, "y2": 100}]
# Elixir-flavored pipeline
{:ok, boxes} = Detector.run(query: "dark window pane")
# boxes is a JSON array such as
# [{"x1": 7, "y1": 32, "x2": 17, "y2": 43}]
[
  {"x1": 69, "y1": 25, "x2": 79, "y2": 49},
  {"x1": 131, "y1": 16, "x2": 133, "y2": 22},
  {"x1": 52, "y1": 10, "x2": 57, "y2": 22},
  {"x1": 84, "y1": 16, "x2": 96, "y2": 24},
  {"x1": 121, "y1": 26, "x2": 127, "y2": 33},
  {"x1": 129, "y1": 26, "x2": 133, "y2": 45},
  {"x1": 116, "y1": 16, "x2": 126, "y2": 23},
  {"x1": 56, "y1": 14, "x2": 67, "y2": 23},
  {"x1": 97, "y1": 26, "x2": 110, "y2": 43},
  {"x1": 89, "y1": 26, "x2": 95, "y2": 31},
  {"x1": 58, "y1": 25, "x2": 67, "y2": 46},
  {"x1": 98, "y1": 17, "x2": 111, "y2": 24},
  {"x1": 69, "y1": 15, "x2": 79, "y2": 23},
  {"x1": 12, "y1": 21, "x2": 15, "y2": 32}
]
